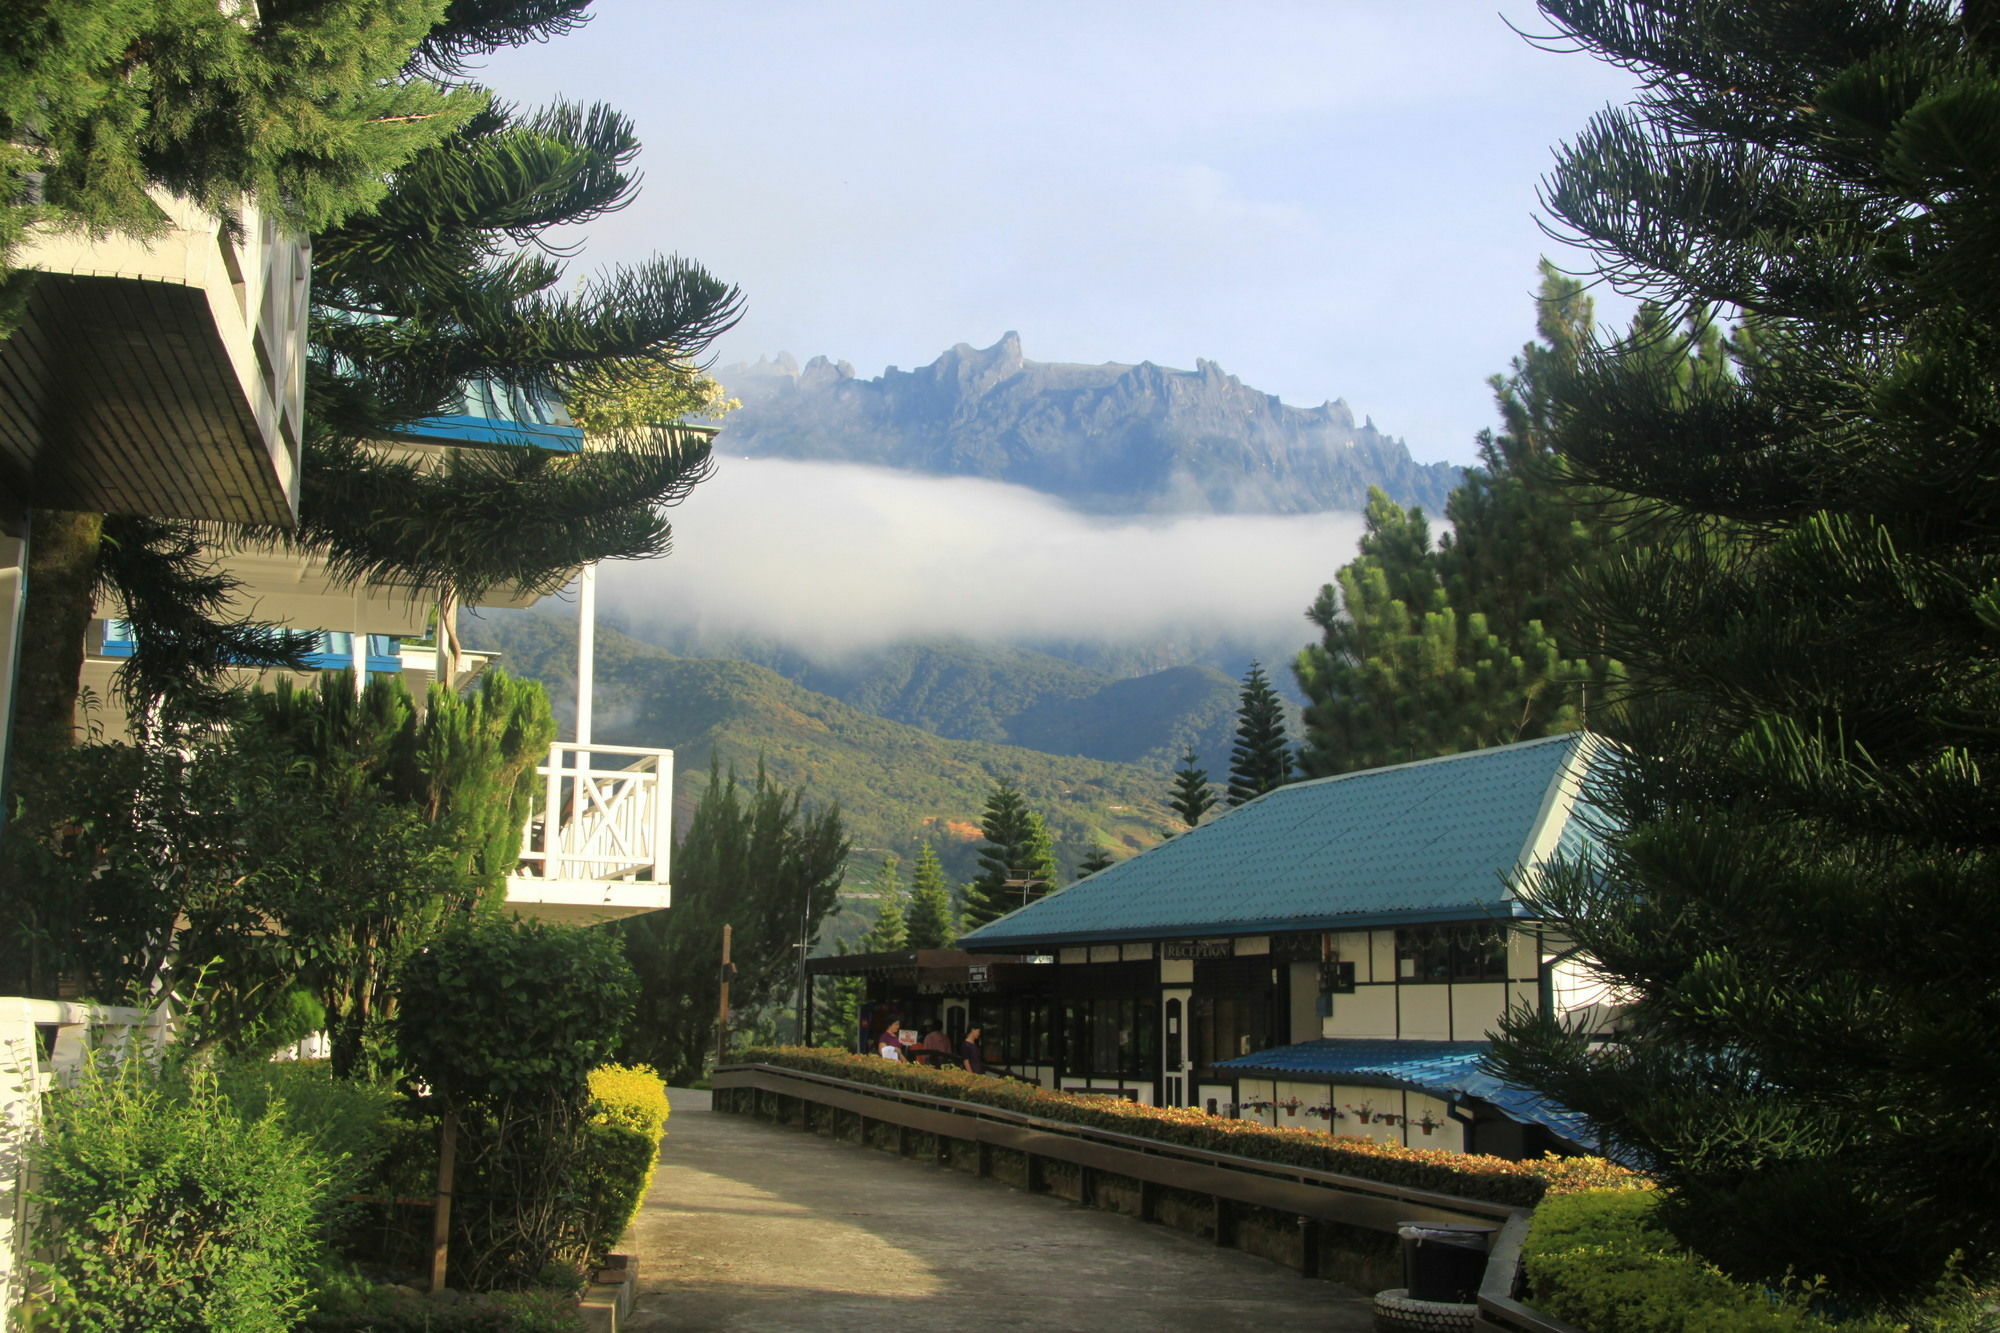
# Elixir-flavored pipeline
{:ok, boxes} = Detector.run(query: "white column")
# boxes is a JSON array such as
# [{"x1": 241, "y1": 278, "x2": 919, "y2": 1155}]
[
  {"x1": 575, "y1": 563, "x2": 596, "y2": 747},
  {"x1": 350, "y1": 593, "x2": 366, "y2": 698},
  {"x1": 433, "y1": 591, "x2": 458, "y2": 692}
]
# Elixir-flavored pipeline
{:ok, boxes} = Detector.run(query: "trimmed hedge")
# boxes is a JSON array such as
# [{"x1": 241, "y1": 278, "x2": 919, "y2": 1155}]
[
  {"x1": 735, "y1": 1046, "x2": 1643, "y2": 1208},
  {"x1": 1523, "y1": 1191, "x2": 1895, "y2": 1333}
]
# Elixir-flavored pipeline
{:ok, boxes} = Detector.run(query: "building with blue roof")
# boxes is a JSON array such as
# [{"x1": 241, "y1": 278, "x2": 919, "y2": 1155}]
[{"x1": 951, "y1": 733, "x2": 1615, "y2": 1159}]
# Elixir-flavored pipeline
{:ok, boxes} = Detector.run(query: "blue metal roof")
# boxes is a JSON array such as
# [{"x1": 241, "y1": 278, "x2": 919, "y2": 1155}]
[
  {"x1": 395, "y1": 380, "x2": 584, "y2": 452},
  {"x1": 961, "y1": 733, "x2": 1604, "y2": 949},
  {"x1": 1215, "y1": 1037, "x2": 1600, "y2": 1150}
]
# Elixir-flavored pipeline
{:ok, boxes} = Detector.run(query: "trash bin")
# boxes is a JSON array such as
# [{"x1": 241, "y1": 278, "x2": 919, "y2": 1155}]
[{"x1": 1397, "y1": 1222, "x2": 1498, "y2": 1303}]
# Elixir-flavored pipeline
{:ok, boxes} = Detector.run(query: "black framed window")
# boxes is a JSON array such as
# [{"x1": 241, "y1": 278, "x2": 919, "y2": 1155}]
[
  {"x1": 981, "y1": 998, "x2": 1055, "y2": 1066},
  {"x1": 1060, "y1": 996, "x2": 1158, "y2": 1079},
  {"x1": 1395, "y1": 923, "x2": 1509, "y2": 983}
]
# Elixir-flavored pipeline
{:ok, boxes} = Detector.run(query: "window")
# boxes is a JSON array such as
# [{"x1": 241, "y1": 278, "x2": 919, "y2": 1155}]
[
  {"x1": 981, "y1": 998, "x2": 1055, "y2": 1067},
  {"x1": 1395, "y1": 923, "x2": 1509, "y2": 983},
  {"x1": 1061, "y1": 997, "x2": 1158, "y2": 1079}
]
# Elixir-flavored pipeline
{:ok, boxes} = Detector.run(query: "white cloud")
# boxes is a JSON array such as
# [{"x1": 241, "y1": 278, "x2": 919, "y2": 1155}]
[{"x1": 598, "y1": 459, "x2": 1364, "y2": 657}]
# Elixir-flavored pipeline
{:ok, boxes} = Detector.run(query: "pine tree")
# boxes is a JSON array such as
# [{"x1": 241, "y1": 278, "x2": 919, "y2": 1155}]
[
  {"x1": 1484, "y1": 0, "x2": 2000, "y2": 1299},
  {"x1": 1169, "y1": 748, "x2": 1217, "y2": 828},
  {"x1": 1293, "y1": 266, "x2": 1654, "y2": 779},
  {"x1": 903, "y1": 842, "x2": 957, "y2": 949},
  {"x1": 860, "y1": 855, "x2": 907, "y2": 952},
  {"x1": 961, "y1": 783, "x2": 1055, "y2": 929},
  {"x1": 1225, "y1": 663, "x2": 1293, "y2": 805},
  {"x1": 0, "y1": 1, "x2": 484, "y2": 285},
  {"x1": 1076, "y1": 848, "x2": 1115, "y2": 878}
]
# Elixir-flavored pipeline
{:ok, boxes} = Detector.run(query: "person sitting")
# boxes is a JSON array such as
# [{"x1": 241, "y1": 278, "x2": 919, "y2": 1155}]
[
  {"x1": 917, "y1": 1024, "x2": 953, "y2": 1067},
  {"x1": 958, "y1": 1026, "x2": 987, "y2": 1075},
  {"x1": 878, "y1": 1020, "x2": 906, "y2": 1060}
]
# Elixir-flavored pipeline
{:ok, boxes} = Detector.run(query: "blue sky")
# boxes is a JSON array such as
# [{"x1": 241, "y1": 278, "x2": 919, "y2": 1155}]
[{"x1": 480, "y1": 4, "x2": 1641, "y2": 469}]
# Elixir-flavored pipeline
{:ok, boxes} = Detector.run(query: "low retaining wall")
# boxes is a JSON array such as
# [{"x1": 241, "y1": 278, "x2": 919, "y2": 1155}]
[{"x1": 712, "y1": 1062, "x2": 1585, "y2": 1328}]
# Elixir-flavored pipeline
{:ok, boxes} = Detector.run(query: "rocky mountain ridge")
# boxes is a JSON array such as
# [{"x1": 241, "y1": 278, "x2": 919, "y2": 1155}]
[{"x1": 714, "y1": 332, "x2": 1460, "y2": 516}]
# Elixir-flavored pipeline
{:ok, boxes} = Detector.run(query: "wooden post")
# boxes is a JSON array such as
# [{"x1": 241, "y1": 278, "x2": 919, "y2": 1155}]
[
  {"x1": 428, "y1": 1107, "x2": 458, "y2": 1292},
  {"x1": 716, "y1": 924, "x2": 733, "y2": 1069}
]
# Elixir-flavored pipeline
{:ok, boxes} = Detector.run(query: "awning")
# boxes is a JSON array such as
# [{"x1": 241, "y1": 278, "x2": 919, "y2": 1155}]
[{"x1": 1214, "y1": 1037, "x2": 1600, "y2": 1152}]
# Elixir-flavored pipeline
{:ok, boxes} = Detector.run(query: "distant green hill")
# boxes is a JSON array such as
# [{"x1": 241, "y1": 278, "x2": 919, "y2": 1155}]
[
  {"x1": 468, "y1": 612, "x2": 1183, "y2": 885},
  {"x1": 591, "y1": 622, "x2": 1246, "y2": 774}
]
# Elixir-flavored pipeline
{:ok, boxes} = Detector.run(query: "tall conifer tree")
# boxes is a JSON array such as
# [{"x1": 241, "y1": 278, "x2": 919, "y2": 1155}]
[
  {"x1": 1226, "y1": 663, "x2": 1293, "y2": 805},
  {"x1": 1169, "y1": 748, "x2": 1217, "y2": 828},
  {"x1": 1485, "y1": 0, "x2": 2000, "y2": 1298},
  {"x1": 961, "y1": 783, "x2": 1055, "y2": 929},
  {"x1": 904, "y1": 842, "x2": 957, "y2": 949}
]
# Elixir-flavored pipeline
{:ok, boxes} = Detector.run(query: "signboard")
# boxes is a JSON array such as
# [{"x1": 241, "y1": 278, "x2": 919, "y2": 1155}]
[
  {"x1": 1163, "y1": 938, "x2": 1234, "y2": 961},
  {"x1": 967, "y1": 964, "x2": 990, "y2": 984}
]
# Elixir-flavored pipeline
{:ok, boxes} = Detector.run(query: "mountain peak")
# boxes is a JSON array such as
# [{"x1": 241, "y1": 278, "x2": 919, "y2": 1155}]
[{"x1": 714, "y1": 338, "x2": 1460, "y2": 517}]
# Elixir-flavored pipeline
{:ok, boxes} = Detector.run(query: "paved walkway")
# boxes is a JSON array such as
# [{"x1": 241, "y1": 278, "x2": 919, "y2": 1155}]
[{"x1": 620, "y1": 1089, "x2": 1376, "y2": 1332}]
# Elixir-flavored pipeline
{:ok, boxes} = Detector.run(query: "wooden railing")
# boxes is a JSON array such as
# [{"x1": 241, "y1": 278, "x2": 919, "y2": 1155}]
[{"x1": 713, "y1": 1060, "x2": 1583, "y2": 1328}]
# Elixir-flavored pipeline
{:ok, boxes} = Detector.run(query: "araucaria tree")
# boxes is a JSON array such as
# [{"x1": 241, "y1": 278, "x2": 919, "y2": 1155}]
[
  {"x1": 1225, "y1": 663, "x2": 1293, "y2": 805},
  {"x1": 903, "y1": 842, "x2": 958, "y2": 949},
  {"x1": 961, "y1": 783, "x2": 1057, "y2": 929},
  {"x1": 1486, "y1": 0, "x2": 2000, "y2": 1299},
  {"x1": 1169, "y1": 748, "x2": 1217, "y2": 828}
]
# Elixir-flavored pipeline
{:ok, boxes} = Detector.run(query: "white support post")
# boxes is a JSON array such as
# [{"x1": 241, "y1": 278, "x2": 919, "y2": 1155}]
[
  {"x1": 350, "y1": 593, "x2": 366, "y2": 698},
  {"x1": 434, "y1": 591, "x2": 458, "y2": 692},
  {"x1": 576, "y1": 563, "x2": 596, "y2": 747}
]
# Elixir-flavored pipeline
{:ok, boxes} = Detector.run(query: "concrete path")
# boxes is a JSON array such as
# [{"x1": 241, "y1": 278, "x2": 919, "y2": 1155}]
[{"x1": 620, "y1": 1089, "x2": 1377, "y2": 1332}]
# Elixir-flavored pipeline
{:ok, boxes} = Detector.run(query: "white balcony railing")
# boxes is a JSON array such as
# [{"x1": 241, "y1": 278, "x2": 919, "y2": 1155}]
[{"x1": 507, "y1": 742, "x2": 673, "y2": 923}]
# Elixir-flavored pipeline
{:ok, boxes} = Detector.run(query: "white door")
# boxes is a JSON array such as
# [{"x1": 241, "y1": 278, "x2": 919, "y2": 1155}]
[{"x1": 1161, "y1": 989, "x2": 1191, "y2": 1107}]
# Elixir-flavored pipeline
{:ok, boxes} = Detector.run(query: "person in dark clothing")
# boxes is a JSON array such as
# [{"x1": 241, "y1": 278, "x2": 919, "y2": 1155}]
[{"x1": 958, "y1": 1026, "x2": 987, "y2": 1074}]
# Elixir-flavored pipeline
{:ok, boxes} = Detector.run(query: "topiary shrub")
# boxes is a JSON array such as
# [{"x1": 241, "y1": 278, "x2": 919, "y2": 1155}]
[
  {"x1": 20, "y1": 1057, "x2": 333, "y2": 1333},
  {"x1": 394, "y1": 918, "x2": 637, "y2": 1290},
  {"x1": 397, "y1": 918, "x2": 634, "y2": 1109}
]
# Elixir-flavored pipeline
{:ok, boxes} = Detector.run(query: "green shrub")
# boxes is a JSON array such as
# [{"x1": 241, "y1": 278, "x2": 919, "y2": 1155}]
[
  {"x1": 394, "y1": 924, "x2": 639, "y2": 1290},
  {"x1": 736, "y1": 1046, "x2": 1644, "y2": 1208},
  {"x1": 397, "y1": 918, "x2": 635, "y2": 1107},
  {"x1": 1522, "y1": 1191, "x2": 1896, "y2": 1332},
  {"x1": 20, "y1": 1057, "x2": 332, "y2": 1333},
  {"x1": 576, "y1": 1121, "x2": 657, "y2": 1262},
  {"x1": 213, "y1": 1058, "x2": 401, "y2": 1206}
]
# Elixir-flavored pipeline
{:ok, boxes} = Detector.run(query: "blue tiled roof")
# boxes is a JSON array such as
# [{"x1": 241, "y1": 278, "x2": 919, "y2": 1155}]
[
  {"x1": 1215, "y1": 1037, "x2": 1599, "y2": 1150},
  {"x1": 961, "y1": 733, "x2": 1604, "y2": 949}
]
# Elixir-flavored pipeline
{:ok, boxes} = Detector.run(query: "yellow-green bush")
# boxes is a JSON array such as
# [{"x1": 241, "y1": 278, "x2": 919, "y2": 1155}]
[
  {"x1": 580, "y1": 1064, "x2": 669, "y2": 1260},
  {"x1": 589, "y1": 1064, "x2": 670, "y2": 1138},
  {"x1": 736, "y1": 1046, "x2": 1644, "y2": 1207},
  {"x1": 1523, "y1": 1191, "x2": 1896, "y2": 1332}
]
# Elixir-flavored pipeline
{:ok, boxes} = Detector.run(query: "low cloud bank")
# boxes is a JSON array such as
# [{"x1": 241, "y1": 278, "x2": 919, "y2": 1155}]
[{"x1": 597, "y1": 458, "x2": 1365, "y2": 659}]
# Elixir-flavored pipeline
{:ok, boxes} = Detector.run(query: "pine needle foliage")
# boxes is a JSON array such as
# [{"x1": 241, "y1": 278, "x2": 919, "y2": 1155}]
[
  {"x1": 616, "y1": 759, "x2": 849, "y2": 1085},
  {"x1": 962, "y1": 783, "x2": 1057, "y2": 929},
  {"x1": 0, "y1": 0, "x2": 481, "y2": 281},
  {"x1": 1485, "y1": 0, "x2": 2000, "y2": 1300}
]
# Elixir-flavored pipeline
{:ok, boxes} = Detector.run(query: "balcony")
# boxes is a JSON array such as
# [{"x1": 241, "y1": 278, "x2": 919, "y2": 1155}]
[
  {"x1": 0, "y1": 188, "x2": 308, "y2": 525},
  {"x1": 507, "y1": 742, "x2": 674, "y2": 925}
]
